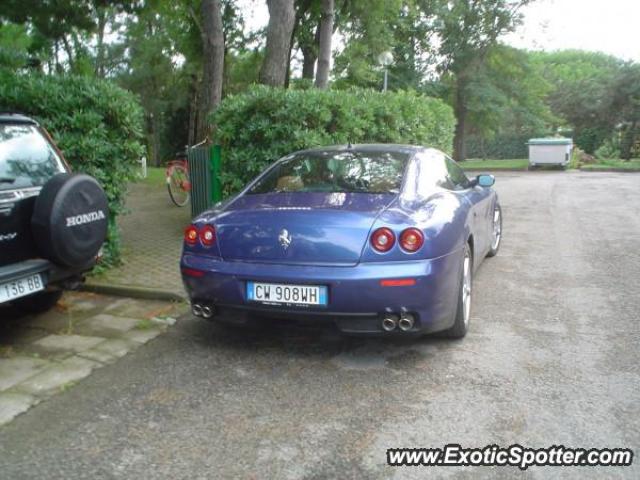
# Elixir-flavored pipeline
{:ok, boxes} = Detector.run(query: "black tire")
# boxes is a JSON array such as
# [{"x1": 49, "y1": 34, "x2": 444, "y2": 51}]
[
  {"x1": 31, "y1": 173, "x2": 108, "y2": 268},
  {"x1": 167, "y1": 167, "x2": 190, "y2": 207},
  {"x1": 442, "y1": 243, "x2": 472, "y2": 339},
  {"x1": 168, "y1": 183, "x2": 190, "y2": 207},
  {"x1": 486, "y1": 203, "x2": 502, "y2": 257},
  {"x1": 13, "y1": 290, "x2": 63, "y2": 314}
]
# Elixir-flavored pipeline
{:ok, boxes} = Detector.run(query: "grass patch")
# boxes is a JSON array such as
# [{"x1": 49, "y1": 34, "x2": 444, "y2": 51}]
[
  {"x1": 581, "y1": 159, "x2": 640, "y2": 170},
  {"x1": 138, "y1": 166, "x2": 167, "y2": 187},
  {"x1": 458, "y1": 158, "x2": 529, "y2": 170},
  {"x1": 135, "y1": 319, "x2": 156, "y2": 330},
  {"x1": 59, "y1": 381, "x2": 77, "y2": 393}
]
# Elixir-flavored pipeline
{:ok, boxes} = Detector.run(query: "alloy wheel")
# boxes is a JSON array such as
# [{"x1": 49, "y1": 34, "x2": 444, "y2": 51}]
[
  {"x1": 491, "y1": 207, "x2": 502, "y2": 251},
  {"x1": 462, "y1": 249, "x2": 472, "y2": 326}
]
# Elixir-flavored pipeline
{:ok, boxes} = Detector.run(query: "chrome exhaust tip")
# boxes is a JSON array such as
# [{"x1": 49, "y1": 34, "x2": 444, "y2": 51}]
[
  {"x1": 192, "y1": 304, "x2": 203, "y2": 317},
  {"x1": 201, "y1": 305, "x2": 214, "y2": 319},
  {"x1": 382, "y1": 315, "x2": 398, "y2": 332},
  {"x1": 399, "y1": 313, "x2": 415, "y2": 331}
]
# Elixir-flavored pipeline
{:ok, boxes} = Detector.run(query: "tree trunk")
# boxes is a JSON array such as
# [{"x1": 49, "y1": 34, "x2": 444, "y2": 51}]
[
  {"x1": 301, "y1": 47, "x2": 316, "y2": 80},
  {"x1": 188, "y1": 77, "x2": 199, "y2": 147},
  {"x1": 314, "y1": 0, "x2": 333, "y2": 89},
  {"x1": 284, "y1": 16, "x2": 298, "y2": 88},
  {"x1": 61, "y1": 35, "x2": 74, "y2": 71},
  {"x1": 197, "y1": 0, "x2": 225, "y2": 143},
  {"x1": 453, "y1": 76, "x2": 468, "y2": 162},
  {"x1": 152, "y1": 113, "x2": 162, "y2": 167},
  {"x1": 260, "y1": 0, "x2": 296, "y2": 87},
  {"x1": 95, "y1": 8, "x2": 107, "y2": 77},
  {"x1": 620, "y1": 121, "x2": 637, "y2": 160},
  {"x1": 301, "y1": 25, "x2": 320, "y2": 80}
]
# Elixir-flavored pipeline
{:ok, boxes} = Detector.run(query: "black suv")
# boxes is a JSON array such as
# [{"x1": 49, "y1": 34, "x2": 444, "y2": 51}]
[{"x1": 0, "y1": 113, "x2": 108, "y2": 313}]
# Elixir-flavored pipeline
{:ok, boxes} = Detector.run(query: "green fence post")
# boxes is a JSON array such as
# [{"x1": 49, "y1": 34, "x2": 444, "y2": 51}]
[{"x1": 210, "y1": 144, "x2": 222, "y2": 203}]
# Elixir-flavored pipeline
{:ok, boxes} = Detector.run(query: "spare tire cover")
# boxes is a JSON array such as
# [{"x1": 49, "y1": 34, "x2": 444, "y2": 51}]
[{"x1": 31, "y1": 173, "x2": 109, "y2": 268}]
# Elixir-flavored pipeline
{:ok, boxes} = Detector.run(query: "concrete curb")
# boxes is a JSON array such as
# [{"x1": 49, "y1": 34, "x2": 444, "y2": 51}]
[
  {"x1": 579, "y1": 167, "x2": 640, "y2": 172},
  {"x1": 80, "y1": 282, "x2": 187, "y2": 303},
  {"x1": 461, "y1": 167, "x2": 528, "y2": 172}
]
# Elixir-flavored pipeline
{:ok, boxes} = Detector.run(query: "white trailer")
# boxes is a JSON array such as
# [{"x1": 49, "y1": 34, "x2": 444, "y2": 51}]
[{"x1": 527, "y1": 138, "x2": 573, "y2": 169}]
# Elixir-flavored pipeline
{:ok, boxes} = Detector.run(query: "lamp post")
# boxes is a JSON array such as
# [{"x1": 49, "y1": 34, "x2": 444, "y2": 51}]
[{"x1": 378, "y1": 51, "x2": 394, "y2": 92}]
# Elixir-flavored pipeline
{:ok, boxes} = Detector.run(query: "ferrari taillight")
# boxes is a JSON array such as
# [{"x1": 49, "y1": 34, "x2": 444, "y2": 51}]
[
  {"x1": 185, "y1": 224, "x2": 216, "y2": 247},
  {"x1": 184, "y1": 225, "x2": 198, "y2": 245},
  {"x1": 199, "y1": 225, "x2": 216, "y2": 247},
  {"x1": 371, "y1": 227, "x2": 395, "y2": 252},
  {"x1": 399, "y1": 228, "x2": 424, "y2": 252}
]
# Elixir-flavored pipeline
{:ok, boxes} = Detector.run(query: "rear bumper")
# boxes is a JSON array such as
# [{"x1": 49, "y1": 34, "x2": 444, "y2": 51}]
[
  {"x1": 0, "y1": 258, "x2": 93, "y2": 294},
  {"x1": 181, "y1": 250, "x2": 463, "y2": 335}
]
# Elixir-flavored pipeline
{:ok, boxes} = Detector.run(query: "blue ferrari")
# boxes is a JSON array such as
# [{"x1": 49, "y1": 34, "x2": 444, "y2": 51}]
[{"x1": 181, "y1": 144, "x2": 501, "y2": 338}]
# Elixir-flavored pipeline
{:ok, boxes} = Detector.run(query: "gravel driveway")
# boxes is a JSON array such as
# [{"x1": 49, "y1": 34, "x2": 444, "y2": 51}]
[{"x1": 1, "y1": 171, "x2": 638, "y2": 479}]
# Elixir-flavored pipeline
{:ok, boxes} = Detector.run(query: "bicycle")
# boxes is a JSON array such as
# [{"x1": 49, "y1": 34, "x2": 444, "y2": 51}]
[{"x1": 166, "y1": 150, "x2": 190, "y2": 207}]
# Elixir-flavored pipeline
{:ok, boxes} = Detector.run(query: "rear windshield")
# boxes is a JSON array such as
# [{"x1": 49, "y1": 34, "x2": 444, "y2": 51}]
[
  {"x1": 248, "y1": 150, "x2": 409, "y2": 195},
  {"x1": 0, "y1": 124, "x2": 66, "y2": 191}
]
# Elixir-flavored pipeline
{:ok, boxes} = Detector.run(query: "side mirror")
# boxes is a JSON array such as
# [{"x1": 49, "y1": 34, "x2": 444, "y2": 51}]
[{"x1": 476, "y1": 174, "x2": 495, "y2": 188}]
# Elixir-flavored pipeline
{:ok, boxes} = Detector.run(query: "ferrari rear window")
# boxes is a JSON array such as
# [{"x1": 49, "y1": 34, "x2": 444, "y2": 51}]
[{"x1": 248, "y1": 150, "x2": 409, "y2": 195}]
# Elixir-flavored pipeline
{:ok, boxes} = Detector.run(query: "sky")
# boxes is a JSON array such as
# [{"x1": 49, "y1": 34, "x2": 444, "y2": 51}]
[
  {"x1": 505, "y1": 0, "x2": 640, "y2": 61},
  {"x1": 239, "y1": 0, "x2": 640, "y2": 62}
]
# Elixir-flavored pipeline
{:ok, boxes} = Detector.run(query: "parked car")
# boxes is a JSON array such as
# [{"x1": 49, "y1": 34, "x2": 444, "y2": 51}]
[
  {"x1": 0, "y1": 113, "x2": 108, "y2": 313},
  {"x1": 181, "y1": 144, "x2": 501, "y2": 338}
]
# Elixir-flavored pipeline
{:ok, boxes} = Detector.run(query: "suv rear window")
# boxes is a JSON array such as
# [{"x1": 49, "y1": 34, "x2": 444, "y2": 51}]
[
  {"x1": 248, "y1": 150, "x2": 409, "y2": 195},
  {"x1": 0, "y1": 124, "x2": 66, "y2": 191}
]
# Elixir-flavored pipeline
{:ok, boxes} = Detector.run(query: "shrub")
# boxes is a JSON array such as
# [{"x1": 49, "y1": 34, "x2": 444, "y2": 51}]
[
  {"x1": 594, "y1": 138, "x2": 621, "y2": 160},
  {"x1": 0, "y1": 69, "x2": 145, "y2": 266},
  {"x1": 211, "y1": 86, "x2": 455, "y2": 195},
  {"x1": 465, "y1": 133, "x2": 541, "y2": 160}
]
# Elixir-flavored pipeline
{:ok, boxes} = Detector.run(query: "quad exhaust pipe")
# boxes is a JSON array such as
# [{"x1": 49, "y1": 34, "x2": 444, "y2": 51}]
[
  {"x1": 382, "y1": 315, "x2": 398, "y2": 332},
  {"x1": 192, "y1": 303, "x2": 215, "y2": 319},
  {"x1": 381, "y1": 312, "x2": 415, "y2": 332},
  {"x1": 398, "y1": 313, "x2": 415, "y2": 331}
]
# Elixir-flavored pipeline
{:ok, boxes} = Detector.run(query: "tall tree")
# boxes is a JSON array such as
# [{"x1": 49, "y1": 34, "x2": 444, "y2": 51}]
[
  {"x1": 198, "y1": 0, "x2": 225, "y2": 142},
  {"x1": 291, "y1": 0, "x2": 320, "y2": 81},
  {"x1": 314, "y1": 0, "x2": 333, "y2": 88},
  {"x1": 260, "y1": 0, "x2": 296, "y2": 86},
  {"x1": 332, "y1": 0, "x2": 403, "y2": 89},
  {"x1": 532, "y1": 50, "x2": 625, "y2": 153},
  {"x1": 609, "y1": 63, "x2": 640, "y2": 159},
  {"x1": 454, "y1": 45, "x2": 552, "y2": 144},
  {"x1": 435, "y1": 0, "x2": 532, "y2": 161}
]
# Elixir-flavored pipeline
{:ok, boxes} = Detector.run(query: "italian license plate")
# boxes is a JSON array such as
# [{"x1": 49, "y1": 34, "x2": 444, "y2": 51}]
[
  {"x1": 0, "y1": 273, "x2": 45, "y2": 304},
  {"x1": 246, "y1": 281, "x2": 328, "y2": 307}
]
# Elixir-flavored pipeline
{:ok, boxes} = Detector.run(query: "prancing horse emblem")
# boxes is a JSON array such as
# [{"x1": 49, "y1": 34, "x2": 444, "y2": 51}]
[{"x1": 278, "y1": 229, "x2": 292, "y2": 250}]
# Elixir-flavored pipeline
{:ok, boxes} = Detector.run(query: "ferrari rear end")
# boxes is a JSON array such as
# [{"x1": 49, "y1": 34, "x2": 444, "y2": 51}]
[{"x1": 180, "y1": 146, "x2": 464, "y2": 336}]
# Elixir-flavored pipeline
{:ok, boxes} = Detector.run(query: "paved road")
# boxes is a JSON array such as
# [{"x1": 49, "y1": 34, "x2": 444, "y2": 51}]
[{"x1": 1, "y1": 172, "x2": 639, "y2": 479}]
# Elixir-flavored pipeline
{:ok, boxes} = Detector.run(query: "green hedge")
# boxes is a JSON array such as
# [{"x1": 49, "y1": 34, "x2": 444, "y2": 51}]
[
  {"x1": 0, "y1": 70, "x2": 145, "y2": 266},
  {"x1": 211, "y1": 86, "x2": 455, "y2": 195},
  {"x1": 465, "y1": 133, "x2": 537, "y2": 159}
]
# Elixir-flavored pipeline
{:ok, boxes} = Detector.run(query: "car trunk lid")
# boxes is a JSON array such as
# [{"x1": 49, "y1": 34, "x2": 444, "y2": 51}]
[{"x1": 214, "y1": 192, "x2": 395, "y2": 266}]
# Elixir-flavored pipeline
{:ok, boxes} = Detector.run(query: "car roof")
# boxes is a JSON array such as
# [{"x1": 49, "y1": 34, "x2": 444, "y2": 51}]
[
  {"x1": 294, "y1": 143, "x2": 428, "y2": 156},
  {"x1": 0, "y1": 112, "x2": 39, "y2": 125}
]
